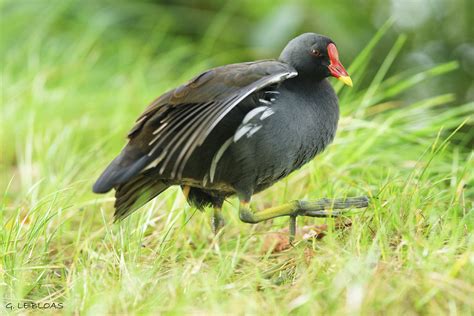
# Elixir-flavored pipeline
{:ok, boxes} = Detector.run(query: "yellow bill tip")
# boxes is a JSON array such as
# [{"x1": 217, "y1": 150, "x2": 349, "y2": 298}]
[{"x1": 338, "y1": 75, "x2": 353, "y2": 87}]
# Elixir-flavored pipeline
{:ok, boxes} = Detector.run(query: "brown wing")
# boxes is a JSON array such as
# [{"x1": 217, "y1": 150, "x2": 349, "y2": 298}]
[{"x1": 92, "y1": 60, "x2": 297, "y2": 193}]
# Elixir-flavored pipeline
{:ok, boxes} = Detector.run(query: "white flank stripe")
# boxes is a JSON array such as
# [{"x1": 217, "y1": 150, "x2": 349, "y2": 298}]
[
  {"x1": 260, "y1": 108, "x2": 275, "y2": 120},
  {"x1": 259, "y1": 98, "x2": 272, "y2": 105},
  {"x1": 247, "y1": 125, "x2": 262, "y2": 137},
  {"x1": 233, "y1": 125, "x2": 253, "y2": 142},
  {"x1": 209, "y1": 137, "x2": 234, "y2": 183},
  {"x1": 242, "y1": 106, "x2": 268, "y2": 124}
]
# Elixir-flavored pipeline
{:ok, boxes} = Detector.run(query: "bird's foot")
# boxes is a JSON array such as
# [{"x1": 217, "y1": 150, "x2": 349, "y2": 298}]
[
  {"x1": 295, "y1": 196, "x2": 370, "y2": 216},
  {"x1": 211, "y1": 207, "x2": 225, "y2": 235},
  {"x1": 239, "y1": 196, "x2": 370, "y2": 243},
  {"x1": 288, "y1": 196, "x2": 369, "y2": 242}
]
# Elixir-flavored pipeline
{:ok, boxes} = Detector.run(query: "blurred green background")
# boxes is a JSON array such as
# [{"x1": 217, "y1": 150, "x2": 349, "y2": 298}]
[{"x1": 4, "y1": 0, "x2": 473, "y2": 99}]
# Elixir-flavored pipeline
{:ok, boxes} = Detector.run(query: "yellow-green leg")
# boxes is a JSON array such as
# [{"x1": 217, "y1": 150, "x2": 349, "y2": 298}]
[
  {"x1": 239, "y1": 196, "x2": 369, "y2": 242},
  {"x1": 211, "y1": 207, "x2": 225, "y2": 234}
]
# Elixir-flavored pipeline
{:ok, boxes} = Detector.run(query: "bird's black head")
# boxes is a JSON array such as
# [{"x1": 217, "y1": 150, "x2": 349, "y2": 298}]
[{"x1": 279, "y1": 33, "x2": 352, "y2": 86}]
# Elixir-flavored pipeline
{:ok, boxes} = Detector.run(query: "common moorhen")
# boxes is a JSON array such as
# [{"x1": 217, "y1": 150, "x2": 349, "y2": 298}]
[{"x1": 93, "y1": 33, "x2": 369, "y2": 241}]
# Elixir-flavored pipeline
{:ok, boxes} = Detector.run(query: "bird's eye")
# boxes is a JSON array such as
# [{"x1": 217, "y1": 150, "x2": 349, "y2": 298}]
[{"x1": 311, "y1": 49, "x2": 321, "y2": 57}]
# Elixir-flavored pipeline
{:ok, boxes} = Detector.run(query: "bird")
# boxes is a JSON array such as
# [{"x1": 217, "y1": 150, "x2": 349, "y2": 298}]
[{"x1": 93, "y1": 33, "x2": 369, "y2": 241}]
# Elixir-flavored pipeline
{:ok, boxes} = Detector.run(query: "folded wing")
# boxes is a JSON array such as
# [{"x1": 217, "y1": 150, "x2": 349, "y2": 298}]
[{"x1": 93, "y1": 60, "x2": 297, "y2": 194}]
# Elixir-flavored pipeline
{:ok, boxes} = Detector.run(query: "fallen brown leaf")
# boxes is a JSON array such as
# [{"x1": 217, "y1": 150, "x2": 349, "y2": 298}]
[
  {"x1": 262, "y1": 224, "x2": 328, "y2": 253},
  {"x1": 262, "y1": 220, "x2": 352, "y2": 253}
]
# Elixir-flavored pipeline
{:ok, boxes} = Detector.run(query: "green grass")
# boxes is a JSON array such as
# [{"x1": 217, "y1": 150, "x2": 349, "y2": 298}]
[{"x1": 1, "y1": 2, "x2": 473, "y2": 315}]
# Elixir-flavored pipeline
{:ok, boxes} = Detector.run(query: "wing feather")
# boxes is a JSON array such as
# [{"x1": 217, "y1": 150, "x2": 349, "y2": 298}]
[
  {"x1": 94, "y1": 60, "x2": 297, "y2": 192},
  {"x1": 143, "y1": 64, "x2": 297, "y2": 178},
  {"x1": 159, "y1": 102, "x2": 218, "y2": 176}
]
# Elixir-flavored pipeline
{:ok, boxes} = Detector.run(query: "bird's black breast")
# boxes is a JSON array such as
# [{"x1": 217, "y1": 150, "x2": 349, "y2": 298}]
[{"x1": 213, "y1": 78, "x2": 339, "y2": 197}]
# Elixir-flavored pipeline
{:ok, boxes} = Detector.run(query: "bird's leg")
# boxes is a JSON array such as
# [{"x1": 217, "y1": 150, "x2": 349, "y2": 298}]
[
  {"x1": 211, "y1": 207, "x2": 225, "y2": 234},
  {"x1": 289, "y1": 215, "x2": 296, "y2": 244},
  {"x1": 182, "y1": 185, "x2": 191, "y2": 199},
  {"x1": 239, "y1": 196, "x2": 369, "y2": 242}
]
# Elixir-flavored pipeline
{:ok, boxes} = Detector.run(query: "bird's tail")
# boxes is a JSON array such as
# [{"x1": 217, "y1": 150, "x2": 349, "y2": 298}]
[
  {"x1": 93, "y1": 146, "x2": 153, "y2": 194},
  {"x1": 114, "y1": 172, "x2": 170, "y2": 221}
]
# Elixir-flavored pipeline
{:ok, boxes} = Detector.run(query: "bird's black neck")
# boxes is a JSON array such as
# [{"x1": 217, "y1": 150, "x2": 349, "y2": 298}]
[{"x1": 281, "y1": 75, "x2": 329, "y2": 93}]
